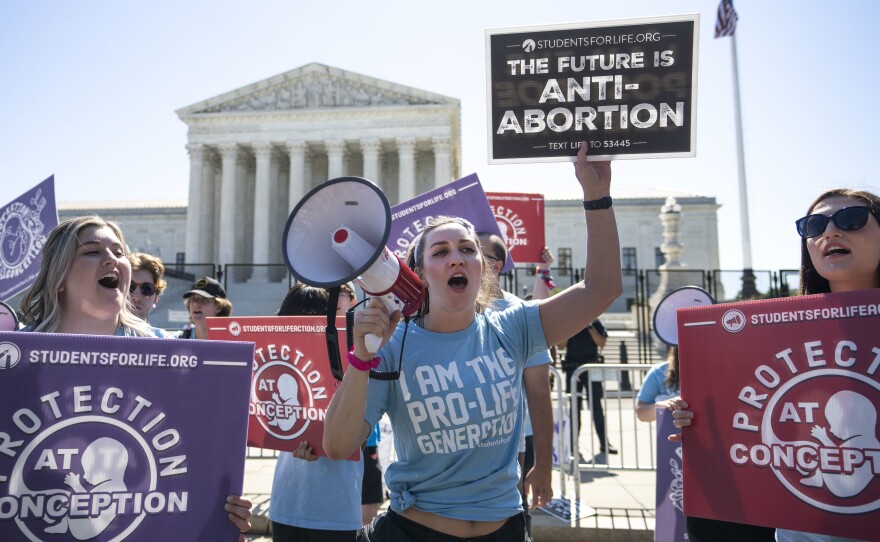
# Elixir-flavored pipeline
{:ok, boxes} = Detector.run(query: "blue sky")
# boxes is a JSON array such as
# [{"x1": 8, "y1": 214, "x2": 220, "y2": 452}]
[{"x1": 1, "y1": 0, "x2": 878, "y2": 272}]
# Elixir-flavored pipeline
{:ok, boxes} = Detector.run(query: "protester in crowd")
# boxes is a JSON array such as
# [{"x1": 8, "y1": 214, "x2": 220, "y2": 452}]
[
  {"x1": 668, "y1": 188, "x2": 880, "y2": 542},
  {"x1": 127, "y1": 252, "x2": 171, "y2": 337},
  {"x1": 324, "y1": 141, "x2": 621, "y2": 542},
  {"x1": 559, "y1": 317, "x2": 617, "y2": 457},
  {"x1": 178, "y1": 276, "x2": 232, "y2": 339},
  {"x1": 362, "y1": 422, "x2": 385, "y2": 527},
  {"x1": 18, "y1": 215, "x2": 252, "y2": 540},
  {"x1": 635, "y1": 346, "x2": 680, "y2": 422},
  {"x1": 270, "y1": 283, "x2": 363, "y2": 542},
  {"x1": 477, "y1": 233, "x2": 554, "y2": 537}
]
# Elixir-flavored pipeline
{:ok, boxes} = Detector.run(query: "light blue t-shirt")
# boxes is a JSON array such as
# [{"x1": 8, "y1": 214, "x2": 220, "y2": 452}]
[
  {"x1": 637, "y1": 362, "x2": 679, "y2": 403},
  {"x1": 365, "y1": 302, "x2": 548, "y2": 521},
  {"x1": 269, "y1": 453, "x2": 363, "y2": 531},
  {"x1": 491, "y1": 292, "x2": 553, "y2": 439}
]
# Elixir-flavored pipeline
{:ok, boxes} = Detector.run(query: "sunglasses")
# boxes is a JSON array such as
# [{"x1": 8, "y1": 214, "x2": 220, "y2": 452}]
[
  {"x1": 795, "y1": 206, "x2": 873, "y2": 239},
  {"x1": 129, "y1": 282, "x2": 157, "y2": 297}
]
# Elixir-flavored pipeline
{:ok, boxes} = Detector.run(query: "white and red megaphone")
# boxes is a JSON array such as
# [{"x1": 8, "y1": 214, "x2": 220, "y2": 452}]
[
  {"x1": 282, "y1": 177, "x2": 424, "y2": 354},
  {"x1": 652, "y1": 286, "x2": 715, "y2": 346}
]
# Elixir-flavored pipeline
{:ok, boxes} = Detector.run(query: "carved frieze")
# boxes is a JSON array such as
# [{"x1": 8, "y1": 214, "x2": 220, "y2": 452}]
[{"x1": 200, "y1": 73, "x2": 433, "y2": 113}]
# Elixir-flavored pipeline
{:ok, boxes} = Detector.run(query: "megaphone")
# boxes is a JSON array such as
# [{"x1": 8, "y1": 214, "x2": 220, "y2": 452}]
[
  {"x1": 0, "y1": 301, "x2": 19, "y2": 332},
  {"x1": 282, "y1": 177, "x2": 425, "y2": 354},
  {"x1": 652, "y1": 286, "x2": 715, "y2": 346}
]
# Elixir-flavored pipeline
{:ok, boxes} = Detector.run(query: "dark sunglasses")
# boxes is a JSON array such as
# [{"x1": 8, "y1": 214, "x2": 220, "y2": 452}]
[
  {"x1": 129, "y1": 282, "x2": 157, "y2": 297},
  {"x1": 795, "y1": 206, "x2": 873, "y2": 238}
]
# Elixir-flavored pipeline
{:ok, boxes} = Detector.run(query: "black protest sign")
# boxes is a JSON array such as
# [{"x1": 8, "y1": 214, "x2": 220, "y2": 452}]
[{"x1": 486, "y1": 14, "x2": 699, "y2": 163}]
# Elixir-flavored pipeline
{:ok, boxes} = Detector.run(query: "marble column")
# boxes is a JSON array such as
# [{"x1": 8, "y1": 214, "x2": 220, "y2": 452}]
[
  {"x1": 218, "y1": 143, "x2": 239, "y2": 267},
  {"x1": 250, "y1": 142, "x2": 272, "y2": 281},
  {"x1": 184, "y1": 144, "x2": 204, "y2": 263},
  {"x1": 201, "y1": 152, "x2": 216, "y2": 264},
  {"x1": 396, "y1": 137, "x2": 416, "y2": 203},
  {"x1": 360, "y1": 139, "x2": 381, "y2": 184},
  {"x1": 326, "y1": 139, "x2": 346, "y2": 179},
  {"x1": 432, "y1": 137, "x2": 453, "y2": 188},
  {"x1": 287, "y1": 141, "x2": 308, "y2": 212}
]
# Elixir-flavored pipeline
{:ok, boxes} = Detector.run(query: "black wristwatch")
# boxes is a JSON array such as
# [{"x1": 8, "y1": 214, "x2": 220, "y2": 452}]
[{"x1": 583, "y1": 196, "x2": 612, "y2": 210}]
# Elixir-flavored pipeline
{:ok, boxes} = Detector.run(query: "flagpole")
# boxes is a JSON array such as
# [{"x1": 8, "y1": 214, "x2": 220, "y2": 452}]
[{"x1": 729, "y1": 32, "x2": 757, "y2": 296}]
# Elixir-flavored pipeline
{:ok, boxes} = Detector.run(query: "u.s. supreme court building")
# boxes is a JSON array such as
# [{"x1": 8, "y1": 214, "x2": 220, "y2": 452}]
[{"x1": 58, "y1": 63, "x2": 720, "y2": 327}]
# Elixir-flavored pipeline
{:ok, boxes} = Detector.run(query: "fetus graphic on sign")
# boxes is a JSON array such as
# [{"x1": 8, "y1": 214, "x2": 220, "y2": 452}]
[
  {"x1": 268, "y1": 373, "x2": 301, "y2": 432},
  {"x1": 43, "y1": 437, "x2": 129, "y2": 539},
  {"x1": 798, "y1": 390, "x2": 880, "y2": 498}
]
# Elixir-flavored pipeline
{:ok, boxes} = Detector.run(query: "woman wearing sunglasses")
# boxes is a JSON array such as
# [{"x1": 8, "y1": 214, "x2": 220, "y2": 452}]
[
  {"x1": 667, "y1": 189, "x2": 880, "y2": 542},
  {"x1": 128, "y1": 252, "x2": 172, "y2": 337},
  {"x1": 18, "y1": 216, "x2": 253, "y2": 541}
]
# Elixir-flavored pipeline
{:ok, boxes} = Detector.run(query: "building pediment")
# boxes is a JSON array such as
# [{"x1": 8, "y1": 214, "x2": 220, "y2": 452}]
[{"x1": 176, "y1": 63, "x2": 458, "y2": 117}]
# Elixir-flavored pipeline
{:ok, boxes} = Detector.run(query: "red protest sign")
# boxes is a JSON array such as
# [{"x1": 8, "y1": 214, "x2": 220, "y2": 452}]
[
  {"x1": 677, "y1": 289, "x2": 880, "y2": 539},
  {"x1": 485, "y1": 192, "x2": 545, "y2": 264},
  {"x1": 208, "y1": 316, "x2": 357, "y2": 460}
]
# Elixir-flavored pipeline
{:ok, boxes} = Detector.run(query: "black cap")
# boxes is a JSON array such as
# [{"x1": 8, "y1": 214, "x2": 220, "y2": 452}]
[{"x1": 183, "y1": 277, "x2": 227, "y2": 299}]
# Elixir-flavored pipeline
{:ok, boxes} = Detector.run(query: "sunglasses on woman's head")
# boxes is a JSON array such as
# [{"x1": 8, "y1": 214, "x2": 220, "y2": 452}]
[
  {"x1": 795, "y1": 206, "x2": 873, "y2": 238},
  {"x1": 129, "y1": 282, "x2": 157, "y2": 296}
]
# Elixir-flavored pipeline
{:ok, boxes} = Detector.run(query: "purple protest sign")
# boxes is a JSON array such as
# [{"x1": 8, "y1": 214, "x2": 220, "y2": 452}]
[
  {"x1": 656, "y1": 407, "x2": 687, "y2": 542},
  {"x1": 0, "y1": 332, "x2": 254, "y2": 542},
  {"x1": 388, "y1": 173, "x2": 513, "y2": 271},
  {"x1": 0, "y1": 176, "x2": 58, "y2": 301}
]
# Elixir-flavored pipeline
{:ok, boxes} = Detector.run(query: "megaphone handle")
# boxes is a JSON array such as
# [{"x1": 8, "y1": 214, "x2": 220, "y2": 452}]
[
  {"x1": 362, "y1": 293, "x2": 400, "y2": 354},
  {"x1": 365, "y1": 333, "x2": 383, "y2": 354}
]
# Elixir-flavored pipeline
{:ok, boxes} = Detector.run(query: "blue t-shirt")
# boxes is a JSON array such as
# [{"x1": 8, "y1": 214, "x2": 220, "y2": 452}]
[
  {"x1": 636, "y1": 362, "x2": 679, "y2": 403},
  {"x1": 269, "y1": 453, "x2": 363, "y2": 531},
  {"x1": 365, "y1": 302, "x2": 548, "y2": 521},
  {"x1": 366, "y1": 422, "x2": 381, "y2": 447},
  {"x1": 491, "y1": 292, "x2": 553, "y2": 439}
]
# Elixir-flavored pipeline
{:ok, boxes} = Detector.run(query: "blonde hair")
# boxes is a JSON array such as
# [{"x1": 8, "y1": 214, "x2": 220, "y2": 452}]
[
  {"x1": 20, "y1": 216, "x2": 154, "y2": 336},
  {"x1": 128, "y1": 252, "x2": 167, "y2": 294}
]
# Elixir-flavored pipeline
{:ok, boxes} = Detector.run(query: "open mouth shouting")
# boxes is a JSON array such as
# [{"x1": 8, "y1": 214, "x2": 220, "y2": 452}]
[
  {"x1": 823, "y1": 243, "x2": 851, "y2": 258},
  {"x1": 98, "y1": 273, "x2": 120, "y2": 290},
  {"x1": 448, "y1": 273, "x2": 469, "y2": 293}
]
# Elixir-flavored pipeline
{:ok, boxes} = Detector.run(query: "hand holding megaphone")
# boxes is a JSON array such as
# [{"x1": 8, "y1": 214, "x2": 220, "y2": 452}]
[
  {"x1": 282, "y1": 177, "x2": 425, "y2": 373},
  {"x1": 353, "y1": 297, "x2": 403, "y2": 359},
  {"x1": 331, "y1": 225, "x2": 422, "y2": 353}
]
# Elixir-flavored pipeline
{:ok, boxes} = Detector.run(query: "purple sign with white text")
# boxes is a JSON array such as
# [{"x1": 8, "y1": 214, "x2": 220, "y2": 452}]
[
  {"x1": 656, "y1": 407, "x2": 687, "y2": 542},
  {"x1": 0, "y1": 332, "x2": 254, "y2": 542},
  {"x1": 388, "y1": 174, "x2": 512, "y2": 271},
  {"x1": 0, "y1": 176, "x2": 58, "y2": 301}
]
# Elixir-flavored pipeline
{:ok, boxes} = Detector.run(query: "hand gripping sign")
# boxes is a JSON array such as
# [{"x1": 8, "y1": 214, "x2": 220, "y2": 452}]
[
  {"x1": 678, "y1": 289, "x2": 880, "y2": 540},
  {"x1": 0, "y1": 332, "x2": 253, "y2": 542}
]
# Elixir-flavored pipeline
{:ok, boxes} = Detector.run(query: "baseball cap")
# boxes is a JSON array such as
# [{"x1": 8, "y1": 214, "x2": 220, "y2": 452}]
[{"x1": 183, "y1": 277, "x2": 227, "y2": 299}]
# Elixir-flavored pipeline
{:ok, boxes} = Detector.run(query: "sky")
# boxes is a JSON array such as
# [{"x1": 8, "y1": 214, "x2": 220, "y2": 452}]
[{"x1": 1, "y1": 0, "x2": 878, "y2": 272}]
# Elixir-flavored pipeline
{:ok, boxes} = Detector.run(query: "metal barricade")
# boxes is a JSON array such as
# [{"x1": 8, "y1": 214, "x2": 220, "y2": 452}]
[{"x1": 552, "y1": 363, "x2": 660, "y2": 504}]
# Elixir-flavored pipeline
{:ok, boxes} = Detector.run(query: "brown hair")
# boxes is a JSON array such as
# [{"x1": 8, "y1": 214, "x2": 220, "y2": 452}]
[
  {"x1": 664, "y1": 346, "x2": 680, "y2": 391},
  {"x1": 798, "y1": 188, "x2": 880, "y2": 295},
  {"x1": 405, "y1": 216, "x2": 497, "y2": 317},
  {"x1": 128, "y1": 252, "x2": 167, "y2": 294}
]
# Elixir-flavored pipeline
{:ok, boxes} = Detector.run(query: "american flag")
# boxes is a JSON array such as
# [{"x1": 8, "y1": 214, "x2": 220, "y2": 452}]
[{"x1": 715, "y1": 0, "x2": 738, "y2": 38}]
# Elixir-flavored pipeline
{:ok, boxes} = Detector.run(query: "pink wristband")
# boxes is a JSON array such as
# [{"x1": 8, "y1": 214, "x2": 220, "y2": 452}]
[{"x1": 347, "y1": 351, "x2": 381, "y2": 371}]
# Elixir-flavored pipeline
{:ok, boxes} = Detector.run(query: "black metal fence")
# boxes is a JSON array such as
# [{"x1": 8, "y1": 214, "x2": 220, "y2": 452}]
[{"x1": 2, "y1": 263, "x2": 800, "y2": 367}]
